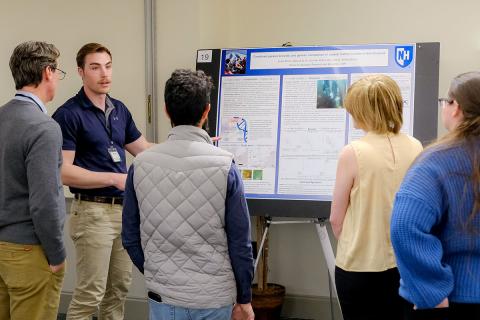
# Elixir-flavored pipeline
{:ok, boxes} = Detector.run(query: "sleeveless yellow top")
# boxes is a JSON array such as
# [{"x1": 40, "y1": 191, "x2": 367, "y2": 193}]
[{"x1": 335, "y1": 132, "x2": 423, "y2": 271}]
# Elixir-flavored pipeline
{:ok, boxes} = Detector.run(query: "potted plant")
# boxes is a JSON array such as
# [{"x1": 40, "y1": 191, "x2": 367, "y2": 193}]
[{"x1": 252, "y1": 216, "x2": 286, "y2": 320}]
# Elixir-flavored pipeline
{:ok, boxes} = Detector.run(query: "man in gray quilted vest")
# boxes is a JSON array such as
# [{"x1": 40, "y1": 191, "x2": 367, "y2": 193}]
[{"x1": 122, "y1": 69, "x2": 254, "y2": 320}]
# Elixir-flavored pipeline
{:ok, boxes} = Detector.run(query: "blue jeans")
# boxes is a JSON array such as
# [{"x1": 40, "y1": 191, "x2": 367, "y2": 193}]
[{"x1": 149, "y1": 299, "x2": 233, "y2": 320}]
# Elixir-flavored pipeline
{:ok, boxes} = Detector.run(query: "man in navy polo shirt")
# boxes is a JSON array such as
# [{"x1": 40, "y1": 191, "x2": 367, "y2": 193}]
[{"x1": 53, "y1": 43, "x2": 152, "y2": 320}]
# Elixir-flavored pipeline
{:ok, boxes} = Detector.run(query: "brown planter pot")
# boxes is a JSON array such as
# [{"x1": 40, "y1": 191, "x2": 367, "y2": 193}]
[{"x1": 252, "y1": 283, "x2": 286, "y2": 320}]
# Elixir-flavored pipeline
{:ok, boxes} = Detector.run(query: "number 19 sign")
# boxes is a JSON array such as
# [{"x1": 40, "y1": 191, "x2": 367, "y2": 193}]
[{"x1": 197, "y1": 50, "x2": 213, "y2": 63}]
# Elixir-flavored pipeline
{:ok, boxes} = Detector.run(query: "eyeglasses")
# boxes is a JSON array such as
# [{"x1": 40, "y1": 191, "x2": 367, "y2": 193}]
[
  {"x1": 50, "y1": 66, "x2": 66, "y2": 80},
  {"x1": 438, "y1": 98, "x2": 453, "y2": 108},
  {"x1": 55, "y1": 68, "x2": 66, "y2": 80}
]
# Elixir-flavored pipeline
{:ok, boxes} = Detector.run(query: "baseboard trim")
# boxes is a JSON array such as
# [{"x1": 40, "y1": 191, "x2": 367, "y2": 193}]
[{"x1": 59, "y1": 292, "x2": 342, "y2": 320}]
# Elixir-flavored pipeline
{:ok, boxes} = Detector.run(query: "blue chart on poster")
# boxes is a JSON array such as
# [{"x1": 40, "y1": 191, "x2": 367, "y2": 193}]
[{"x1": 214, "y1": 44, "x2": 417, "y2": 202}]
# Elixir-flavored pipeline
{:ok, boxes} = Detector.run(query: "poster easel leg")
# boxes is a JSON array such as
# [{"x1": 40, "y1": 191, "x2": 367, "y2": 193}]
[
  {"x1": 315, "y1": 218, "x2": 343, "y2": 319},
  {"x1": 254, "y1": 216, "x2": 271, "y2": 273},
  {"x1": 315, "y1": 218, "x2": 336, "y2": 293},
  {"x1": 253, "y1": 217, "x2": 343, "y2": 319}
]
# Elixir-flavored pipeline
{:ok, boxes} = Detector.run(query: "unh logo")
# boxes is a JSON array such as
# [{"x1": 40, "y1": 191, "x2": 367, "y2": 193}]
[{"x1": 395, "y1": 46, "x2": 414, "y2": 68}]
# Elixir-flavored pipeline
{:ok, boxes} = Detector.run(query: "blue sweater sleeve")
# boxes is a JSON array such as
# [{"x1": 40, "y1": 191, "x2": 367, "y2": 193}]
[
  {"x1": 121, "y1": 165, "x2": 145, "y2": 273},
  {"x1": 391, "y1": 159, "x2": 454, "y2": 308},
  {"x1": 225, "y1": 162, "x2": 254, "y2": 304}
]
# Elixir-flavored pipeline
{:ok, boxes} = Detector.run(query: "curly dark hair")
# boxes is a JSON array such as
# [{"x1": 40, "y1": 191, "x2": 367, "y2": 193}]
[{"x1": 164, "y1": 69, "x2": 213, "y2": 127}]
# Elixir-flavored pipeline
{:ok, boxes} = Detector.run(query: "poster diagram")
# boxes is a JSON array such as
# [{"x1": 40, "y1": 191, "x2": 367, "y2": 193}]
[
  {"x1": 216, "y1": 44, "x2": 416, "y2": 200},
  {"x1": 222, "y1": 117, "x2": 248, "y2": 143}
]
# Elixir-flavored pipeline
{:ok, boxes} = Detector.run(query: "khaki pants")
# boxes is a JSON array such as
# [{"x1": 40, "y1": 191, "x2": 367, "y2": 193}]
[
  {"x1": 67, "y1": 199, "x2": 132, "y2": 320},
  {"x1": 0, "y1": 241, "x2": 65, "y2": 320}
]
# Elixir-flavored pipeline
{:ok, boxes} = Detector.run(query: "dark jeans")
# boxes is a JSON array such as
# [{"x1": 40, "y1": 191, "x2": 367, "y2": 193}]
[
  {"x1": 402, "y1": 299, "x2": 480, "y2": 320},
  {"x1": 335, "y1": 266, "x2": 404, "y2": 320}
]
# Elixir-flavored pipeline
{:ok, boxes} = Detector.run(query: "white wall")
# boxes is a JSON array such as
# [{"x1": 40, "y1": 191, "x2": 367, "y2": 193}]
[
  {"x1": 155, "y1": 0, "x2": 480, "y2": 298},
  {"x1": 0, "y1": 1, "x2": 146, "y2": 130},
  {"x1": 155, "y1": 0, "x2": 229, "y2": 139},
  {"x1": 0, "y1": 0, "x2": 148, "y2": 298}
]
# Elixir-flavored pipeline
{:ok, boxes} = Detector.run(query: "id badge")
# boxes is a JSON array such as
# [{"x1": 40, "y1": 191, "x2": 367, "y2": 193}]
[{"x1": 108, "y1": 146, "x2": 122, "y2": 163}]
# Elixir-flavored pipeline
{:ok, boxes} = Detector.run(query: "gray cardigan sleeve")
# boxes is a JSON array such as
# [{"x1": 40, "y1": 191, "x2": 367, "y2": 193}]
[{"x1": 25, "y1": 120, "x2": 66, "y2": 265}]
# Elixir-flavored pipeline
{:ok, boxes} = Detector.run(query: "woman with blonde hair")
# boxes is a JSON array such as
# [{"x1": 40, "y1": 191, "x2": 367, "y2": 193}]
[
  {"x1": 330, "y1": 74, "x2": 423, "y2": 320},
  {"x1": 391, "y1": 72, "x2": 480, "y2": 319}
]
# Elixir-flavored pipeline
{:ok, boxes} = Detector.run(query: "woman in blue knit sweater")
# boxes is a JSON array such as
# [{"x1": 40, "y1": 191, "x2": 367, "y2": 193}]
[{"x1": 391, "y1": 71, "x2": 480, "y2": 319}]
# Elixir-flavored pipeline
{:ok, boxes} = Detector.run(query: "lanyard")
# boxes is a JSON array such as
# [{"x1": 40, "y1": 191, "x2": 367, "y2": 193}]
[
  {"x1": 93, "y1": 107, "x2": 114, "y2": 145},
  {"x1": 15, "y1": 94, "x2": 44, "y2": 113}
]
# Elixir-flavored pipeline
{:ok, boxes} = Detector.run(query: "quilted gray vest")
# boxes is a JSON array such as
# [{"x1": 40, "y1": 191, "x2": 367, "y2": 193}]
[{"x1": 133, "y1": 125, "x2": 237, "y2": 308}]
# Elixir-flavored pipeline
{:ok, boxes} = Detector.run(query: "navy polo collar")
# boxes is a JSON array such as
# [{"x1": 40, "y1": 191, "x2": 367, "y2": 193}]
[{"x1": 76, "y1": 87, "x2": 115, "y2": 111}]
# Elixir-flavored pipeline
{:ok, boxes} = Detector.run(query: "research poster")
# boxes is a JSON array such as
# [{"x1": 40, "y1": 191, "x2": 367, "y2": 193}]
[{"x1": 211, "y1": 44, "x2": 416, "y2": 201}]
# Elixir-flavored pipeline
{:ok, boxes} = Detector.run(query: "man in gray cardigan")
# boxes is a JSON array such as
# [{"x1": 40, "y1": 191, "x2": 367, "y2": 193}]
[{"x1": 0, "y1": 41, "x2": 67, "y2": 320}]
